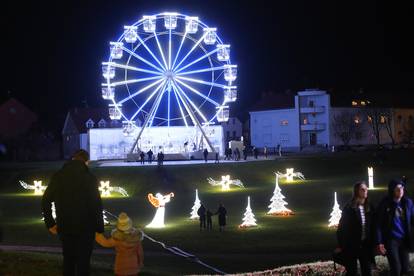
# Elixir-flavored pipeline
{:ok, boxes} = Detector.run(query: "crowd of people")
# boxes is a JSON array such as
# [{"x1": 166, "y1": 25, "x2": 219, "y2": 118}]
[
  {"x1": 196, "y1": 203, "x2": 227, "y2": 232},
  {"x1": 336, "y1": 178, "x2": 413, "y2": 276}
]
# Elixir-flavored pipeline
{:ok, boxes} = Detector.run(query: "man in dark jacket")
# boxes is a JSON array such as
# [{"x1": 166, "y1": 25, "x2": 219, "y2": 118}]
[
  {"x1": 376, "y1": 179, "x2": 414, "y2": 276},
  {"x1": 42, "y1": 149, "x2": 104, "y2": 276}
]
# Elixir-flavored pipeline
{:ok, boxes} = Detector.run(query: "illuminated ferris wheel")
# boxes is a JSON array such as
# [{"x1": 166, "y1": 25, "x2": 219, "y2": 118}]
[{"x1": 101, "y1": 12, "x2": 238, "y2": 152}]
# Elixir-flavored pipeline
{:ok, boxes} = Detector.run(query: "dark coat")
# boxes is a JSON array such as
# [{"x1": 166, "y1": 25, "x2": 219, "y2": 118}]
[
  {"x1": 41, "y1": 160, "x2": 104, "y2": 235},
  {"x1": 197, "y1": 205, "x2": 206, "y2": 219},
  {"x1": 337, "y1": 201, "x2": 375, "y2": 254},
  {"x1": 375, "y1": 196, "x2": 414, "y2": 250},
  {"x1": 216, "y1": 206, "x2": 227, "y2": 226}
]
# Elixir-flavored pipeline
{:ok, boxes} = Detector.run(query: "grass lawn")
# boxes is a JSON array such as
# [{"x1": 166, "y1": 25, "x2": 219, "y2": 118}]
[{"x1": 1, "y1": 150, "x2": 413, "y2": 275}]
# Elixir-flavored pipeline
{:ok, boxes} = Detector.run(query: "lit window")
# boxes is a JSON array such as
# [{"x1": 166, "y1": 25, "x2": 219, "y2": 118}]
[
  {"x1": 86, "y1": 119, "x2": 94, "y2": 128},
  {"x1": 360, "y1": 101, "x2": 366, "y2": 106},
  {"x1": 352, "y1": 101, "x2": 358, "y2": 106},
  {"x1": 303, "y1": 118, "x2": 308, "y2": 125},
  {"x1": 281, "y1": 120, "x2": 288, "y2": 126},
  {"x1": 367, "y1": 116, "x2": 372, "y2": 123},
  {"x1": 354, "y1": 116, "x2": 360, "y2": 124},
  {"x1": 380, "y1": 116, "x2": 386, "y2": 124}
]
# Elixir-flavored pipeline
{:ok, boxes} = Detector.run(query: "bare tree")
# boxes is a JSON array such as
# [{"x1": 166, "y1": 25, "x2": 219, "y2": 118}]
[
  {"x1": 332, "y1": 109, "x2": 359, "y2": 146},
  {"x1": 363, "y1": 107, "x2": 387, "y2": 146},
  {"x1": 382, "y1": 109, "x2": 395, "y2": 146}
]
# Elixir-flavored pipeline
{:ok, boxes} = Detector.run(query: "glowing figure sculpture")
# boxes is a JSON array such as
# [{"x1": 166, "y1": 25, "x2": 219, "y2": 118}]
[
  {"x1": 368, "y1": 167, "x2": 374, "y2": 189},
  {"x1": 19, "y1": 180, "x2": 46, "y2": 195},
  {"x1": 328, "y1": 192, "x2": 342, "y2": 228},
  {"x1": 103, "y1": 210, "x2": 110, "y2": 225},
  {"x1": 98, "y1": 181, "x2": 129, "y2": 197},
  {"x1": 239, "y1": 196, "x2": 257, "y2": 228},
  {"x1": 42, "y1": 202, "x2": 56, "y2": 221},
  {"x1": 207, "y1": 175, "x2": 244, "y2": 191},
  {"x1": 190, "y1": 189, "x2": 201, "y2": 220},
  {"x1": 268, "y1": 174, "x2": 294, "y2": 216},
  {"x1": 276, "y1": 168, "x2": 305, "y2": 182},
  {"x1": 101, "y1": 12, "x2": 238, "y2": 155},
  {"x1": 146, "y1": 192, "x2": 174, "y2": 228}
]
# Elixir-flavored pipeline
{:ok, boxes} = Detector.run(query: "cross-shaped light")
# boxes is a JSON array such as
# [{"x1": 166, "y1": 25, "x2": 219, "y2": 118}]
[
  {"x1": 99, "y1": 181, "x2": 112, "y2": 197},
  {"x1": 220, "y1": 175, "x2": 231, "y2": 191},
  {"x1": 33, "y1": 180, "x2": 46, "y2": 195}
]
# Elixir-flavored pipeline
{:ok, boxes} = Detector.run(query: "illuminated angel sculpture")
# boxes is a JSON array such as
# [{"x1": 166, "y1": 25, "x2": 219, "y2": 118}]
[
  {"x1": 146, "y1": 192, "x2": 174, "y2": 228},
  {"x1": 99, "y1": 181, "x2": 129, "y2": 197},
  {"x1": 276, "y1": 168, "x2": 305, "y2": 182},
  {"x1": 207, "y1": 175, "x2": 244, "y2": 191},
  {"x1": 19, "y1": 180, "x2": 47, "y2": 195}
]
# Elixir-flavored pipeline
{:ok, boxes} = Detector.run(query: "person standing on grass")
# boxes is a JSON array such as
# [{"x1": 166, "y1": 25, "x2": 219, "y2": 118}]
[
  {"x1": 197, "y1": 204, "x2": 206, "y2": 231},
  {"x1": 42, "y1": 149, "x2": 104, "y2": 276},
  {"x1": 216, "y1": 203, "x2": 227, "y2": 232},
  {"x1": 203, "y1": 148, "x2": 208, "y2": 163},
  {"x1": 336, "y1": 181, "x2": 375, "y2": 276},
  {"x1": 95, "y1": 212, "x2": 144, "y2": 276},
  {"x1": 206, "y1": 209, "x2": 213, "y2": 231},
  {"x1": 375, "y1": 179, "x2": 414, "y2": 276},
  {"x1": 139, "y1": 151, "x2": 145, "y2": 164}
]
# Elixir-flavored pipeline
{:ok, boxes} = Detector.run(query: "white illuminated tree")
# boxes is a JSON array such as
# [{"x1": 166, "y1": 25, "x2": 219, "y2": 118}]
[
  {"x1": 368, "y1": 167, "x2": 374, "y2": 189},
  {"x1": 190, "y1": 189, "x2": 201, "y2": 220},
  {"x1": 103, "y1": 210, "x2": 110, "y2": 225},
  {"x1": 267, "y1": 174, "x2": 294, "y2": 216},
  {"x1": 239, "y1": 196, "x2": 257, "y2": 228},
  {"x1": 328, "y1": 192, "x2": 342, "y2": 228}
]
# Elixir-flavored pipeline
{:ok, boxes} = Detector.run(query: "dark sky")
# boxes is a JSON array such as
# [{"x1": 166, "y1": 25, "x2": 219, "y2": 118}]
[{"x1": 4, "y1": 0, "x2": 414, "y2": 128}]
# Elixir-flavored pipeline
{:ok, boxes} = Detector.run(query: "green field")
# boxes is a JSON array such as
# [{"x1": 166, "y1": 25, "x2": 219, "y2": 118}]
[{"x1": 1, "y1": 150, "x2": 413, "y2": 275}]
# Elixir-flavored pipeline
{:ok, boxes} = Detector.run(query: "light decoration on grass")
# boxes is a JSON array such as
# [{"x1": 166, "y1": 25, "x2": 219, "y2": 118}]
[
  {"x1": 276, "y1": 168, "x2": 305, "y2": 182},
  {"x1": 19, "y1": 180, "x2": 47, "y2": 195},
  {"x1": 368, "y1": 167, "x2": 374, "y2": 189},
  {"x1": 267, "y1": 174, "x2": 294, "y2": 216},
  {"x1": 328, "y1": 192, "x2": 342, "y2": 228},
  {"x1": 239, "y1": 196, "x2": 257, "y2": 228},
  {"x1": 103, "y1": 210, "x2": 110, "y2": 225},
  {"x1": 146, "y1": 192, "x2": 174, "y2": 228},
  {"x1": 99, "y1": 181, "x2": 129, "y2": 197},
  {"x1": 190, "y1": 189, "x2": 201, "y2": 220},
  {"x1": 207, "y1": 175, "x2": 244, "y2": 191},
  {"x1": 41, "y1": 202, "x2": 56, "y2": 221}
]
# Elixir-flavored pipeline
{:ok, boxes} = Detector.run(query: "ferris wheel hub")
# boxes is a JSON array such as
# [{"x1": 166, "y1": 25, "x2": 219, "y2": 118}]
[{"x1": 164, "y1": 70, "x2": 175, "y2": 79}]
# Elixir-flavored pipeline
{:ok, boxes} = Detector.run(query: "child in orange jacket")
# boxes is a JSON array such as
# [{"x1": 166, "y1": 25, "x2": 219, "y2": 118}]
[{"x1": 96, "y1": 212, "x2": 144, "y2": 276}]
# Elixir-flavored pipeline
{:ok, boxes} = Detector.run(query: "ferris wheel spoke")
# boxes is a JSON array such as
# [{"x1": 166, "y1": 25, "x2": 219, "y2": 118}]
[
  {"x1": 153, "y1": 31, "x2": 168, "y2": 71},
  {"x1": 171, "y1": 82, "x2": 196, "y2": 126},
  {"x1": 174, "y1": 47, "x2": 220, "y2": 74},
  {"x1": 172, "y1": 32, "x2": 208, "y2": 71},
  {"x1": 176, "y1": 65, "x2": 226, "y2": 76},
  {"x1": 168, "y1": 29, "x2": 172, "y2": 70},
  {"x1": 172, "y1": 85, "x2": 189, "y2": 127},
  {"x1": 130, "y1": 80, "x2": 166, "y2": 121},
  {"x1": 102, "y1": 76, "x2": 163, "y2": 87},
  {"x1": 118, "y1": 78, "x2": 165, "y2": 105},
  {"x1": 174, "y1": 78, "x2": 220, "y2": 107},
  {"x1": 148, "y1": 87, "x2": 166, "y2": 127},
  {"x1": 135, "y1": 34, "x2": 167, "y2": 71},
  {"x1": 171, "y1": 31, "x2": 188, "y2": 70},
  {"x1": 174, "y1": 81, "x2": 208, "y2": 123},
  {"x1": 104, "y1": 62, "x2": 163, "y2": 75},
  {"x1": 176, "y1": 75, "x2": 227, "y2": 89},
  {"x1": 121, "y1": 46, "x2": 164, "y2": 73}
]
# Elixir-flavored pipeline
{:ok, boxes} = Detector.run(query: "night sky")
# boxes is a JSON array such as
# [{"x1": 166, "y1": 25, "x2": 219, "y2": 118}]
[{"x1": 4, "y1": 1, "x2": 414, "y2": 129}]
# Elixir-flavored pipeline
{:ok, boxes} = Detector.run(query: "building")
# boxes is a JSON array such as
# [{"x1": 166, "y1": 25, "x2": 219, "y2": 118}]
[
  {"x1": 221, "y1": 117, "x2": 243, "y2": 144},
  {"x1": 250, "y1": 89, "x2": 409, "y2": 151},
  {"x1": 62, "y1": 107, "x2": 124, "y2": 159},
  {"x1": 0, "y1": 98, "x2": 38, "y2": 140}
]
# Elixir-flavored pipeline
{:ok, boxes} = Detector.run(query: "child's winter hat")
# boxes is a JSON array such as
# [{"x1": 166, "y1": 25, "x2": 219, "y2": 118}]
[{"x1": 117, "y1": 212, "x2": 133, "y2": 232}]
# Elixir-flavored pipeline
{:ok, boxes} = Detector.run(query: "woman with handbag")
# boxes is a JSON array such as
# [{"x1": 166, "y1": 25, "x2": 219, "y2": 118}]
[{"x1": 336, "y1": 181, "x2": 375, "y2": 276}]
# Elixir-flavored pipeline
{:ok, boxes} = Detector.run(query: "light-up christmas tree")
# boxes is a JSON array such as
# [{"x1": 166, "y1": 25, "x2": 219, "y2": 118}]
[
  {"x1": 103, "y1": 210, "x2": 110, "y2": 225},
  {"x1": 190, "y1": 189, "x2": 201, "y2": 220},
  {"x1": 328, "y1": 192, "x2": 342, "y2": 228},
  {"x1": 239, "y1": 196, "x2": 257, "y2": 228},
  {"x1": 368, "y1": 167, "x2": 374, "y2": 189},
  {"x1": 267, "y1": 174, "x2": 294, "y2": 216}
]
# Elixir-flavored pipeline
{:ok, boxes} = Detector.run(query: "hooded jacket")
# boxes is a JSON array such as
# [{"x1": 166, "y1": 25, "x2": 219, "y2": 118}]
[
  {"x1": 41, "y1": 160, "x2": 104, "y2": 235},
  {"x1": 375, "y1": 180, "x2": 414, "y2": 250}
]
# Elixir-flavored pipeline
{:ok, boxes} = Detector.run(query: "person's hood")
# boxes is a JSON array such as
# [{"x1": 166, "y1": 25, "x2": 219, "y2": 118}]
[
  {"x1": 388, "y1": 178, "x2": 405, "y2": 197},
  {"x1": 111, "y1": 228, "x2": 141, "y2": 244}
]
